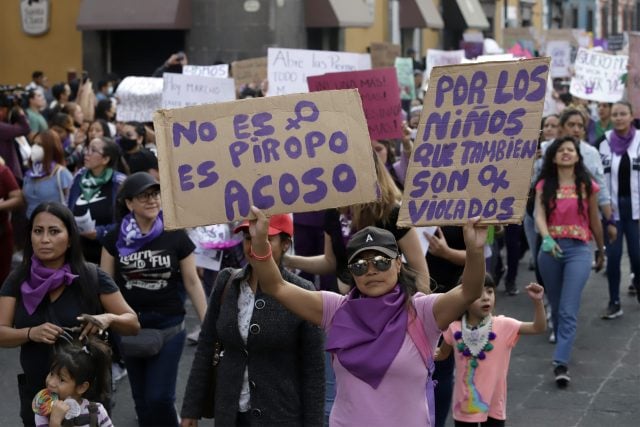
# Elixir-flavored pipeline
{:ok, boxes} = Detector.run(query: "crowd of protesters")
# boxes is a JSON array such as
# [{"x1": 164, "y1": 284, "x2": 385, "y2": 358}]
[{"x1": 0, "y1": 45, "x2": 638, "y2": 427}]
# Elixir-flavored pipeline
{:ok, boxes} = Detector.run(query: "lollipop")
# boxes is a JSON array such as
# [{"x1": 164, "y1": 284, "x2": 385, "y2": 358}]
[{"x1": 32, "y1": 388, "x2": 59, "y2": 416}]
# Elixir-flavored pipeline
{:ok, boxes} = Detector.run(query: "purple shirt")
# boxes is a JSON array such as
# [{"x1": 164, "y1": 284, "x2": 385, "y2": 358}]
[{"x1": 321, "y1": 291, "x2": 442, "y2": 427}]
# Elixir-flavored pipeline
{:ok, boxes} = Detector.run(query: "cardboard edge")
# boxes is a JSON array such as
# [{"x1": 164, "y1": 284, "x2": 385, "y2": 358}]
[{"x1": 152, "y1": 109, "x2": 179, "y2": 230}]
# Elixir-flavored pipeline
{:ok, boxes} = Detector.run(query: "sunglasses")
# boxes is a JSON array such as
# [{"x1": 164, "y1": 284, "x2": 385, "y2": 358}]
[{"x1": 348, "y1": 255, "x2": 394, "y2": 277}]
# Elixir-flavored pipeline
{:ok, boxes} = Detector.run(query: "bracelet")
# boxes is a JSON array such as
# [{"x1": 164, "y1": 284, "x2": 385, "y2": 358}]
[
  {"x1": 250, "y1": 243, "x2": 272, "y2": 261},
  {"x1": 604, "y1": 218, "x2": 616, "y2": 227},
  {"x1": 27, "y1": 327, "x2": 32, "y2": 342}
]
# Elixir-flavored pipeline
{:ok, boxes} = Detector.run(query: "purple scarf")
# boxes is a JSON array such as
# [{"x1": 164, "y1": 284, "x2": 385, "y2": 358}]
[
  {"x1": 326, "y1": 284, "x2": 408, "y2": 389},
  {"x1": 116, "y1": 211, "x2": 164, "y2": 256},
  {"x1": 609, "y1": 127, "x2": 636, "y2": 155},
  {"x1": 25, "y1": 162, "x2": 56, "y2": 179},
  {"x1": 20, "y1": 256, "x2": 78, "y2": 315}
]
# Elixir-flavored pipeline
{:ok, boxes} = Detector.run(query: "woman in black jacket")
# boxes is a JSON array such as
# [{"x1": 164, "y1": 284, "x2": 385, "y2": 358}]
[{"x1": 180, "y1": 214, "x2": 324, "y2": 427}]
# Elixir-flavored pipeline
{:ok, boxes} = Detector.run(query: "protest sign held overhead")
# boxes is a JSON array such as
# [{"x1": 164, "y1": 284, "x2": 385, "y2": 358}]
[
  {"x1": 398, "y1": 57, "x2": 550, "y2": 227},
  {"x1": 153, "y1": 90, "x2": 378, "y2": 229},
  {"x1": 162, "y1": 73, "x2": 236, "y2": 109},
  {"x1": 425, "y1": 49, "x2": 465, "y2": 78},
  {"x1": 231, "y1": 57, "x2": 268, "y2": 91},
  {"x1": 115, "y1": 76, "x2": 163, "y2": 122},
  {"x1": 307, "y1": 68, "x2": 403, "y2": 140},
  {"x1": 395, "y1": 57, "x2": 416, "y2": 101},
  {"x1": 267, "y1": 47, "x2": 371, "y2": 96},
  {"x1": 546, "y1": 40, "x2": 572, "y2": 78},
  {"x1": 183, "y1": 64, "x2": 230, "y2": 79},
  {"x1": 569, "y1": 48, "x2": 628, "y2": 103},
  {"x1": 370, "y1": 42, "x2": 402, "y2": 68}
]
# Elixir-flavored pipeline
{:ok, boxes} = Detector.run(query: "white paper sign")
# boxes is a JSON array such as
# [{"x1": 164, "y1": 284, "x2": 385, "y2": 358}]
[
  {"x1": 476, "y1": 53, "x2": 516, "y2": 63},
  {"x1": 115, "y1": 76, "x2": 163, "y2": 122},
  {"x1": 162, "y1": 73, "x2": 236, "y2": 109},
  {"x1": 425, "y1": 49, "x2": 465, "y2": 78},
  {"x1": 267, "y1": 47, "x2": 372, "y2": 96},
  {"x1": 183, "y1": 64, "x2": 229, "y2": 79},
  {"x1": 74, "y1": 211, "x2": 95, "y2": 233},
  {"x1": 547, "y1": 40, "x2": 572, "y2": 78},
  {"x1": 570, "y1": 48, "x2": 628, "y2": 103}
]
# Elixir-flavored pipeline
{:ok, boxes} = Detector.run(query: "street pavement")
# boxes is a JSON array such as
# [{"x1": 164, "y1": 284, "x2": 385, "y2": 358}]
[{"x1": 0, "y1": 254, "x2": 637, "y2": 426}]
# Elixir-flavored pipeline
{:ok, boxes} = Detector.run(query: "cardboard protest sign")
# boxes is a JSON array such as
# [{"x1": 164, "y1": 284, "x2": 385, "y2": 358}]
[
  {"x1": 370, "y1": 42, "x2": 402, "y2": 68},
  {"x1": 628, "y1": 33, "x2": 640, "y2": 119},
  {"x1": 395, "y1": 57, "x2": 416, "y2": 101},
  {"x1": 398, "y1": 57, "x2": 550, "y2": 226},
  {"x1": 268, "y1": 48, "x2": 372, "y2": 96},
  {"x1": 425, "y1": 49, "x2": 465, "y2": 78},
  {"x1": 183, "y1": 64, "x2": 229, "y2": 79},
  {"x1": 162, "y1": 73, "x2": 236, "y2": 109},
  {"x1": 546, "y1": 40, "x2": 572, "y2": 78},
  {"x1": 114, "y1": 77, "x2": 163, "y2": 122},
  {"x1": 153, "y1": 90, "x2": 378, "y2": 229},
  {"x1": 569, "y1": 48, "x2": 628, "y2": 103},
  {"x1": 307, "y1": 68, "x2": 403, "y2": 140},
  {"x1": 231, "y1": 57, "x2": 268, "y2": 91}
]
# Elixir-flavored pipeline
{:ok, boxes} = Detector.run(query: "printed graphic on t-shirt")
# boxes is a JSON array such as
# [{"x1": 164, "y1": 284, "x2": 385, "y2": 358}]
[{"x1": 119, "y1": 249, "x2": 172, "y2": 290}]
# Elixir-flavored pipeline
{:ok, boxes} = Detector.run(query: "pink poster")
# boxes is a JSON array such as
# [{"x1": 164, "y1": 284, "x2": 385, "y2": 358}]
[
  {"x1": 307, "y1": 68, "x2": 403, "y2": 140},
  {"x1": 628, "y1": 33, "x2": 640, "y2": 119}
]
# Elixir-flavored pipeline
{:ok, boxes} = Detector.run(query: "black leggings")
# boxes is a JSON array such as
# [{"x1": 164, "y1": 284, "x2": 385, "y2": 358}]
[{"x1": 455, "y1": 417, "x2": 506, "y2": 427}]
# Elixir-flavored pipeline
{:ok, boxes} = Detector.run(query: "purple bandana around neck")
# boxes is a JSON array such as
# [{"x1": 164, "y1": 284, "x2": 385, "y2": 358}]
[
  {"x1": 25, "y1": 162, "x2": 56, "y2": 179},
  {"x1": 116, "y1": 211, "x2": 164, "y2": 256},
  {"x1": 20, "y1": 256, "x2": 78, "y2": 315},
  {"x1": 326, "y1": 284, "x2": 408, "y2": 389},
  {"x1": 609, "y1": 127, "x2": 636, "y2": 155}
]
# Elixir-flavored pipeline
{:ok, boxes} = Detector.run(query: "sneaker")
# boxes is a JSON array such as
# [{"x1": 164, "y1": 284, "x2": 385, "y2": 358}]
[
  {"x1": 505, "y1": 281, "x2": 519, "y2": 296},
  {"x1": 111, "y1": 363, "x2": 127, "y2": 383},
  {"x1": 600, "y1": 302, "x2": 623, "y2": 319},
  {"x1": 548, "y1": 331, "x2": 556, "y2": 343},
  {"x1": 554, "y1": 365, "x2": 570, "y2": 388},
  {"x1": 187, "y1": 327, "x2": 201, "y2": 345}
]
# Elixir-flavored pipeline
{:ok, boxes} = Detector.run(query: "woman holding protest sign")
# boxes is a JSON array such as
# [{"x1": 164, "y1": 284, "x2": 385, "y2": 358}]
[
  {"x1": 595, "y1": 101, "x2": 640, "y2": 319},
  {"x1": 535, "y1": 136, "x2": 605, "y2": 387},
  {"x1": 246, "y1": 205, "x2": 487, "y2": 427},
  {"x1": 100, "y1": 172, "x2": 207, "y2": 427}
]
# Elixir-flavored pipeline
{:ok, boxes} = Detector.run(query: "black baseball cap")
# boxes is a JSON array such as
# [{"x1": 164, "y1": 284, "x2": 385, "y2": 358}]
[
  {"x1": 119, "y1": 172, "x2": 160, "y2": 199},
  {"x1": 347, "y1": 226, "x2": 399, "y2": 264}
]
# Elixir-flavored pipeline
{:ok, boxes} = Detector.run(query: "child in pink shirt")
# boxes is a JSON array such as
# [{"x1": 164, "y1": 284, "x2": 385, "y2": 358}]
[{"x1": 436, "y1": 275, "x2": 546, "y2": 426}]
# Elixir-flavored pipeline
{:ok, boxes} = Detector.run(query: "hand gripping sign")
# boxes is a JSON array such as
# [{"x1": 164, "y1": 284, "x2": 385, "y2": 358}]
[
  {"x1": 398, "y1": 57, "x2": 550, "y2": 227},
  {"x1": 153, "y1": 90, "x2": 378, "y2": 229}
]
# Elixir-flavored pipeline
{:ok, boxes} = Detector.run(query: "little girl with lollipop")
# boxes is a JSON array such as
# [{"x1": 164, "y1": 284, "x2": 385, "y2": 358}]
[
  {"x1": 32, "y1": 335, "x2": 113, "y2": 427},
  {"x1": 436, "y1": 275, "x2": 546, "y2": 426}
]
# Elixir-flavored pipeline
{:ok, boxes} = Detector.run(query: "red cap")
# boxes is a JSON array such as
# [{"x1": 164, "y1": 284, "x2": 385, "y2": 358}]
[{"x1": 233, "y1": 214, "x2": 293, "y2": 237}]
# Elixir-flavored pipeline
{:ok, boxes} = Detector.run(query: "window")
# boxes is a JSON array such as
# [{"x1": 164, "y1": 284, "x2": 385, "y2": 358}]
[
  {"x1": 602, "y1": 6, "x2": 609, "y2": 38},
  {"x1": 587, "y1": 9, "x2": 593, "y2": 33}
]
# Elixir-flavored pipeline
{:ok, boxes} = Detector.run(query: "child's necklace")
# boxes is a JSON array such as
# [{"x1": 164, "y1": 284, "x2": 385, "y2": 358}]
[
  {"x1": 454, "y1": 314, "x2": 497, "y2": 367},
  {"x1": 453, "y1": 314, "x2": 497, "y2": 415}
]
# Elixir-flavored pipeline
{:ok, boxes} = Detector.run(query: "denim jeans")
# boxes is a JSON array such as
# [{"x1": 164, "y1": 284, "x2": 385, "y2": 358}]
[
  {"x1": 434, "y1": 350, "x2": 455, "y2": 427},
  {"x1": 538, "y1": 238, "x2": 592, "y2": 365},
  {"x1": 605, "y1": 196, "x2": 640, "y2": 304},
  {"x1": 504, "y1": 224, "x2": 523, "y2": 284},
  {"x1": 123, "y1": 314, "x2": 186, "y2": 427},
  {"x1": 324, "y1": 351, "x2": 336, "y2": 427}
]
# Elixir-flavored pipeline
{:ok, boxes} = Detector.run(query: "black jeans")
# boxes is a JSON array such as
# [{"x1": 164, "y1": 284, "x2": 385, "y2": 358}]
[{"x1": 455, "y1": 417, "x2": 506, "y2": 427}]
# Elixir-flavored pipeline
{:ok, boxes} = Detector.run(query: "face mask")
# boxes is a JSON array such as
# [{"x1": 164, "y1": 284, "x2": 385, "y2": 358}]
[
  {"x1": 119, "y1": 136, "x2": 138, "y2": 151},
  {"x1": 30, "y1": 144, "x2": 44, "y2": 163},
  {"x1": 107, "y1": 85, "x2": 114, "y2": 95},
  {"x1": 409, "y1": 128, "x2": 418, "y2": 141}
]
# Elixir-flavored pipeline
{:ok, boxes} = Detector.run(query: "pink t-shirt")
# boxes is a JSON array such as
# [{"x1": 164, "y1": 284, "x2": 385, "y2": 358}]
[
  {"x1": 321, "y1": 291, "x2": 442, "y2": 427},
  {"x1": 443, "y1": 315, "x2": 521, "y2": 423},
  {"x1": 535, "y1": 179, "x2": 599, "y2": 242}
]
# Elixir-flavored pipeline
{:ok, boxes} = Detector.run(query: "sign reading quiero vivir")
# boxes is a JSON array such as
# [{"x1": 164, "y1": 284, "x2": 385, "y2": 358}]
[
  {"x1": 398, "y1": 57, "x2": 550, "y2": 226},
  {"x1": 153, "y1": 90, "x2": 378, "y2": 229}
]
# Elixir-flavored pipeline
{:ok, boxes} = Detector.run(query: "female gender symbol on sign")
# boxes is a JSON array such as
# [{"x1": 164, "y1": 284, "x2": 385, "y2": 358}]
[{"x1": 285, "y1": 100, "x2": 320, "y2": 130}]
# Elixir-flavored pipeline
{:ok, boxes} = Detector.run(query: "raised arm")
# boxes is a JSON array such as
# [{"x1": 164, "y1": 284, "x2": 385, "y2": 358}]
[
  {"x1": 432, "y1": 218, "x2": 487, "y2": 330},
  {"x1": 249, "y1": 207, "x2": 324, "y2": 326},
  {"x1": 518, "y1": 283, "x2": 547, "y2": 335},
  {"x1": 284, "y1": 232, "x2": 336, "y2": 275}
]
